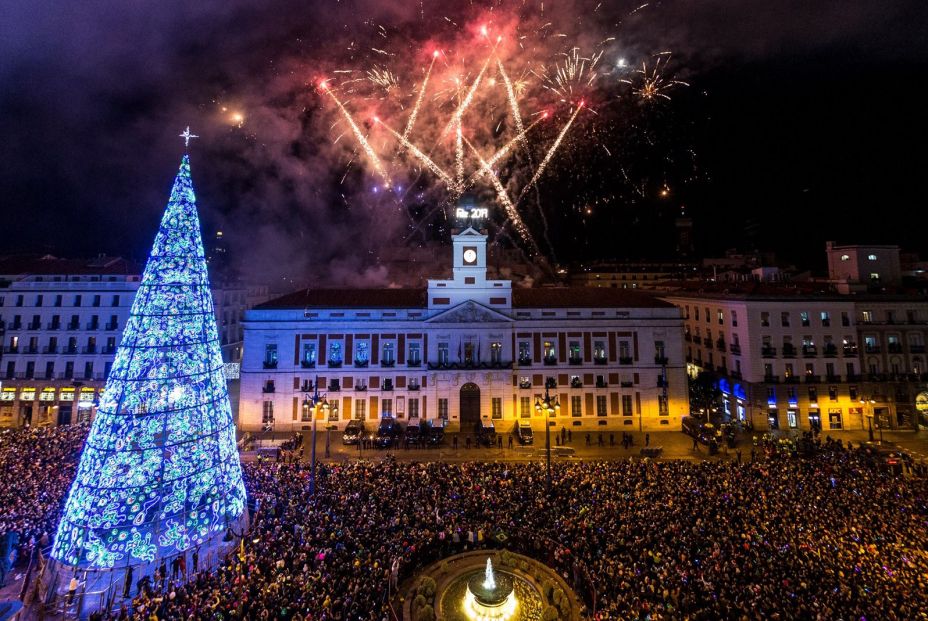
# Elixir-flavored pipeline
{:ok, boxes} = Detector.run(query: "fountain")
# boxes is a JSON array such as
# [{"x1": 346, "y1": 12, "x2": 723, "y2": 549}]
[{"x1": 463, "y1": 558, "x2": 518, "y2": 621}]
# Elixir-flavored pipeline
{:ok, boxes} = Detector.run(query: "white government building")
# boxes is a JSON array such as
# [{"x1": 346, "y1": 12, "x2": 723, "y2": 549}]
[{"x1": 239, "y1": 225, "x2": 688, "y2": 433}]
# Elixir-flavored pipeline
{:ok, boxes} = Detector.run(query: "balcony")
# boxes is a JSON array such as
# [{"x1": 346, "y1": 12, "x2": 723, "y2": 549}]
[
  {"x1": 261, "y1": 383, "x2": 275, "y2": 393},
  {"x1": 517, "y1": 357, "x2": 532, "y2": 367},
  {"x1": 63, "y1": 347, "x2": 78, "y2": 355},
  {"x1": 262, "y1": 360, "x2": 278, "y2": 369},
  {"x1": 784, "y1": 376, "x2": 800, "y2": 384},
  {"x1": 729, "y1": 344, "x2": 741, "y2": 355},
  {"x1": 570, "y1": 378, "x2": 583, "y2": 389},
  {"x1": 887, "y1": 344, "x2": 903, "y2": 354},
  {"x1": 43, "y1": 346, "x2": 58, "y2": 354},
  {"x1": 620, "y1": 381, "x2": 633, "y2": 388},
  {"x1": 826, "y1": 375, "x2": 842, "y2": 383},
  {"x1": 764, "y1": 375, "x2": 779, "y2": 384},
  {"x1": 802, "y1": 346, "x2": 817, "y2": 358},
  {"x1": 300, "y1": 360, "x2": 316, "y2": 369},
  {"x1": 864, "y1": 345, "x2": 881, "y2": 354},
  {"x1": 327, "y1": 359, "x2": 342, "y2": 368},
  {"x1": 823, "y1": 344, "x2": 838, "y2": 357},
  {"x1": 593, "y1": 356, "x2": 607, "y2": 365},
  {"x1": 761, "y1": 347, "x2": 776, "y2": 358},
  {"x1": 619, "y1": 356, "x2": 633, "y2": 365},
  {"x1": 568, "y1": 357, "x2": 582, "y2": 366},
  {"x1": 705, "y1": 339, "x2": 714, "y2": 351},
  {"x1": 846, "y1": 374, "x2": 862, "y2": 382},
  {"x1": 407, "y1": 359, "x2": 422, "y2": 367},
  {"x1": 24, "y1": 346, "x2": 39, "y2": 354},
  {"x1": 27, "y1": 321, "x2": 41, "y2": 330},
  {"x1": 354, "y1": 359, "x2": 369, "y2": 368},
  {"x1": 47, "y1": 322, "x2": 60, "y2": 331},
  {"x1": 843, "y1": 345, "x2": 858, "y2": 356},
  {"x1": 354, "y1": 384, "x2": 367, "y2": 391},
  {"x1": 804, "y1": 374, "x2": 821, "y2": 384},
  {"x1": 380, "y1": 381, "x2": 393, "y2": 391},
  {"x1": 715, "y1": 339, "x2": 726, "y2": 351},
  {"x1": 3, "y1": 346, "x2": 18, "y2": 354},
  {"x1": 300, "y1": 382, "x2": 315, "y2": 392},
  {"x1": 519, "y1": 380, "x2": 532, "y2": 389},
  {"x1": 86, "y1": 323, "x2": 99, "y2": 331},
  {"x1": 67, "y1": 322, "x2": 79, "y2": 330},
  {"x1": 328, "y1": 382, "x2": 341, "y2": 392},
  {"x1": 910, "y1": 344, "x2": 926, "y2": 353},
  {"x1": 58, "y1": 372, "x2": 74, "y2": 380},
  {"x1": 781, "y1": 345, "x2": 797, "y2": 358},
  {"x1": 543, "y1": 356, "x2": 557, "y2": 366},
  {"x1": 381, "y1": 360, "x2": 395, "y2": 368},
  {"x1": 105, "y1": 323, "x2": 118, "y2": 331},
  {"x1": 82, "y1": 346, "x2": 97, "y2": 354},
  {"x1": 730, "y1": 370, "x2": 742, "y2": 380},
  {"x1": 407, "y1": 383, "x2": 420, "y2": 391},
  {"x1": 655, "y1": 355, "x2": 669, "y2": 365},
  {"x1": 595, "y1": 380, "x2": 608, "y2": 389},
  {"x1": 10, "y1": 322, "x2": 22, "y2": 330}
]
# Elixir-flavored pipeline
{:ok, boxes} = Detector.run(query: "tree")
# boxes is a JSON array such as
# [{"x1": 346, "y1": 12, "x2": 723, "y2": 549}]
[
  {"x1": 689, "y1": 371, "x2": 721, "y2": 421},
  {"x1": 51, "y1": 153, "x2": 247, "y2": 572}
]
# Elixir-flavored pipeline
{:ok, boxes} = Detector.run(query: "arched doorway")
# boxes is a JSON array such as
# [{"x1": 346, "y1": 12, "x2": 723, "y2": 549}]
[{"x1": 460, "y1": 383, "x2": 481, "y2": 427}]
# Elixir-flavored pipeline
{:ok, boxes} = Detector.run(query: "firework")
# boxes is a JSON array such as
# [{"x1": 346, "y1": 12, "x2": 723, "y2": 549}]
[
  {"x1": 540, "y1": 47, "x2": 602, "y2": 100},
  {"x1": 516, "y1": 102, "x2": 584, "y2": 205},
  {"x1": 461, "y1": 113, "x2": 548, "y2": 191},
  {"x1": 375, "y1": 118, "x2": 456, "y2": 190},
  {"x1": 496, "y1": 58, "x2": 528, "y2": 150},
  {"x1": 400, "y1": 51, "x2": 439, "y2": 145},
  {"x1": 320, "y1": 80, "x2": 391, "y2": 188},
  {"x1": 366, "y1": 67, "x2": 400, "y2": 92},
  {"x1": 625, "y1": 54, "x2": 688, "y2": 102}
]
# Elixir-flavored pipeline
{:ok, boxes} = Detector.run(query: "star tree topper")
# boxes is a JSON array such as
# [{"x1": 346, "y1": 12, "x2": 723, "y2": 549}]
[{"x1": 179, "y1": 126, "x2": 199, "y2": 148}]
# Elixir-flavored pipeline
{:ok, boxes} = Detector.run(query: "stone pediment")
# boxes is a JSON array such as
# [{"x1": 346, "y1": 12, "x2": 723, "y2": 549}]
[{"x1": 426, "y1": 300, "x2": 512, "y2": 324}]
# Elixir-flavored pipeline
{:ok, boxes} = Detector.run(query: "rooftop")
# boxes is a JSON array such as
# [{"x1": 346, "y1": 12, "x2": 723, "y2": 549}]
[{"x1": 0, "y1": 255, "x2": 141, "y2": 277}]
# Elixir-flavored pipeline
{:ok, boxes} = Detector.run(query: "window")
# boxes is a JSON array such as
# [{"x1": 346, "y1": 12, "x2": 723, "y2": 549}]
[
  {"x1": 520, "y1": 397, "x2": 531, "y2": 418},
  {"x1": 543, "y1": 340, "x2": 556, "y2": 361},
  {"x1": 262, "y1": 401, "x2": 274, "y2": 424},
  {"x1": 655, "y1": 340, "x2": 665, "y2": 360},
  {"x1": 841, "y1": 311, "x2": 850, "y2": 327},
  {"x1": 302, "y1": 343, "x2": 316, "y2": 365},
  {"x1": 491, "y1": 342, "x2": 502, "y2": 364},
  {"x1": 35, "y1": 294, "x2": 43, "y2": 307},
  {"x1": 408, "y1": 398, "x2": 419, "y2": 419},
  {"x1": 15, "y1": 295, "x2": 23, "y2": 307},
  {"x1": 596, "y1": 395, "x2": 607, "y2": 417},
  {"x1": 438, "y1": 398, "x2": 449, "y2": 420},
  {"x1": 264, "y1": 344, "x2": 278, "y2": 366},
  {"x1": 518, "y1": 341, "x2": 530, "y2": 362},
  {"x1": 658, "y1": 395, "x2": 669, "y2": 416},
  {"x1": 808, "y1": 387, "x2": 817, "y2": 403},
  {"x1": 840, "y1": 254, "x2": 849, "y2": 261},
  {"x1": 355, "y1": 341, "x2": 369, "y2": 364},
  {"x1": 491, "y1": 398, "x2": 502, "y2": 419},
  {"x1": 761, "y1": 312, "x2": 770, "y2": 327},
  {"x1": 621, "y1": 395, "x2": 633, "y2": 416},
  {"x1": 53, "y1": 294, "x2": 62, "y2": 307},
  {"x1": 438, "y1": 343, "x2": 449, "y2": 366},
  {"x1": 694, "y1": 307, "x2": 700, "y2": 321},
  {"x1": 800, "y1": 312, "x2": 810, "y2": 327},
  {"x1": 92, "y1": 295, "x2": 101, "y2": 307},
  {"x1": 571, "y1": 395, "x2": 582, "y2": 417},
  {"x1": 593, "y1": 340, "x2": 606, "y2": 361},
  {"x1": 784, "y1": 364, "x2": 794, "y2": 379},
  {"x1": 381, "y1": 398, "x2": 393, "y2": 416},
  {"x1": 764, "y1": 363, "x2": 773, "y2": 378},
  {"x1": 619, "y1": 341, "x2": 630, "y2": 361},
  {"x1": 112, "y1": 295, "x2": 120, "y2": 307},
  {"x1": 717, "y1": 310, "x2": 724, "y2": 325},
  {"x1": 731, "y1": 310, "x2": 738, "y2": 327},
  {"x1": 382, "y1": 342, "x2": 395, "y2": 365},
  {"x1": 408, "y1": 342, "x2": 421, "y2": 365},
  {"x1": 329, "y1": 341, "x2": 342, "y2": 364},
  {"x1": 766, "y1": 387, "x2": 776, "y2": 403},
  {"x1": 568, "y1": 341, "x2": 581, "y2": 362},
  {"x1": 867, "y1": 254, "x2": 877, "y2": 261},
  {"x1": 861, "y1": 310, "x2": 873, "y2": 323},
  {"x1": 355, "y1": 399, "x2": 366, "y2": 419},
  {"x1": 781, "y1": 312, "x2": 790, "y2": 327},
  {"x1": 828, "y1": 385, "x2": 838, "y2": 401}
]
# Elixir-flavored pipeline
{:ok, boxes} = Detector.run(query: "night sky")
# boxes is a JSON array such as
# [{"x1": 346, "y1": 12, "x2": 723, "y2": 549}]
[{"x1": 2, "y1": 0, "x2": 927, "y2": 286}]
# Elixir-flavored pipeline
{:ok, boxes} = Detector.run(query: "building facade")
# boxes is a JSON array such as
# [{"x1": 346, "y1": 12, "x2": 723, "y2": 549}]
[
  {"x1": 662, "y1": 292, "x2": 928, "y2": 432},
  {"x1": 0, "y1": 255, "x2": 267, "y2": 427},
  {"x1": 240, "y1": 228, "x2": 688, "y2": 433}
]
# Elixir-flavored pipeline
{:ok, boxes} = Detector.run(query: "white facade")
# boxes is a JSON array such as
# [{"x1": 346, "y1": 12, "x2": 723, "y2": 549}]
[
  {"x1": 0, "y1": 256, "x2": 268, "y2": 427},
  {"x1": 241, "y1": 228, "x2": 688, "y2": 433},
  {"x1": 662, "y1": 293, "x2": 928, "y2": 432}
]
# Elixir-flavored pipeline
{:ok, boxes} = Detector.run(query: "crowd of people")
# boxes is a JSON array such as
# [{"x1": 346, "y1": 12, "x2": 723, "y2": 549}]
[
  {"x1": 0, "y1": 423, "x2": 88, "y2": 584},
  {"x1": 1, "y1": 423, "x2": 927, "y2": 620}
]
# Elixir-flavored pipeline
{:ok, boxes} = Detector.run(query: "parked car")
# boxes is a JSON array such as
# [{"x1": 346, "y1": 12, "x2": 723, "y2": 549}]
[
  {"x1": 342, "y1": 420, "x2": 366, "y2": 445},
  {"x1": 424, "y1": 419, "x2": 445, "y2": 446},
  {"x1": 374, "y1": 417, "x2": 402, "y2": 448},
  {"x1": 681, "y1": 416, "x2": 714, "y2": 445},
  {"x1": 405, "y1": 418, "x2": 422, "y2": 447},
  {"x1": 474, "y1": 419, "x2": 496, "y2": 447},
  {"x1": 514, "y1": 421, "x2": 534, "y2": 445}
]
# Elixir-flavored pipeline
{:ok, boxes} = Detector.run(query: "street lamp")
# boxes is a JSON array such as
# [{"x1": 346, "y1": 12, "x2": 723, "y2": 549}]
[
  {"x1": 534, "y1": 380, "x2": 560, "y2": 495},
  {"x1": 860, "y1": 398, "x2": 876, "y2": 442},
  {"x1": 303, "y1": 376, "x2": 337, "y2": 499}
]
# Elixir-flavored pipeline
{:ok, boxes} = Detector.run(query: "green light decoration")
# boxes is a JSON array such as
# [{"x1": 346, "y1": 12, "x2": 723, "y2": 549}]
[{"x1": 51, "y1": 153, "x2": 247, "y2": 569}]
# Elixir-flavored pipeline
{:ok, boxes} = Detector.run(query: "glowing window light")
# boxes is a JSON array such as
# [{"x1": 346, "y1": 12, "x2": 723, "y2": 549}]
[{"x1": 51, "y1": 154, "x2": 247, "y2": 570}]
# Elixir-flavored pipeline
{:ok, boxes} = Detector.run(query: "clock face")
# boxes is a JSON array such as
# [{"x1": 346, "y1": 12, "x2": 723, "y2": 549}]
[{"x1": 463, "y1": 248, "x2": 477, "y2": 264}]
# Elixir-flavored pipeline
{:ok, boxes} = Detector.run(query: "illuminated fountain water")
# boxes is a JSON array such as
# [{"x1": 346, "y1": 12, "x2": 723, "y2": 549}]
[{"x1": 463, "y1": 558, "x2": 518, "y2": 621}]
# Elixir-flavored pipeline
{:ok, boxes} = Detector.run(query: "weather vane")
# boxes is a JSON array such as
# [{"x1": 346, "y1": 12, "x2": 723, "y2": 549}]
[{"x1": 179, "y1": 126, "x2": 199, "y2": 148}]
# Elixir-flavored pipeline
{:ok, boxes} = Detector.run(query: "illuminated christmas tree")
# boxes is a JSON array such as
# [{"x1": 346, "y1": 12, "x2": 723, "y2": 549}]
[{"x1": 51, "y1": 141, "x2": 247, "y2": 572}]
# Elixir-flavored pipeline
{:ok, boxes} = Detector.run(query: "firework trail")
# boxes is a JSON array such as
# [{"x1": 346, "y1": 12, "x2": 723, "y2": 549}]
[
  {"x1": 516, "y1": 102, "x2": 584, "y2": 205},
  {"x1": 400, "y1": 51, "x2": 439, "y2": 145},
  {"x1": 320, "y1": 81, "x2": 391, "y2": 187},
  {"x1": 497, "y1": 59, "x2": 527, "y2": 148},
  {"x1": 461, "y1": 113, "x2": 548, "y2": 190},
  {"x1": 464, "y1": 136, "x2": 541, "y2": 256},
  {"x1": 376, "y1": 118, "x2": 456, "y2": 190}
]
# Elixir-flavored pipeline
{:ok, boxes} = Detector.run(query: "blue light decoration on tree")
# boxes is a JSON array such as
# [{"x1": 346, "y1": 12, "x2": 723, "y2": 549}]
[{"x1": 51, "y1": 150, "x2": 247, "y2": 571}]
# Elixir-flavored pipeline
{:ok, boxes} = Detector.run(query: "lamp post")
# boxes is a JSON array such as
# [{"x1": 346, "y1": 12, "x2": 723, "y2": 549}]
[
  {"x1": 861, "y1": 398, "x2": 876, "y2": 442},
  {"x1": 303, "y1": 376, "x2": 333, "y2": 500},
  {"x1": 534, "y1": 381, "x2": 560, "y2": 495}
]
